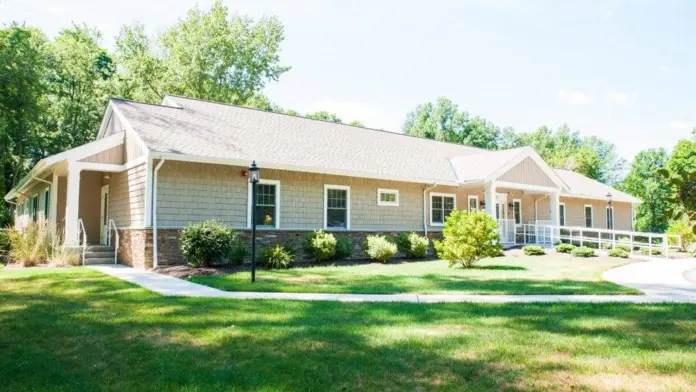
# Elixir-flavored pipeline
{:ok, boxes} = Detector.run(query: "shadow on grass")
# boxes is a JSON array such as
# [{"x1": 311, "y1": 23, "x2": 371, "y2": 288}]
[
  {"x1": 0, "y1": 270, "x2": 694, "y2": 391},
  {"x1": 470, "y1": 265, "x2": 527, "y2": 271}
]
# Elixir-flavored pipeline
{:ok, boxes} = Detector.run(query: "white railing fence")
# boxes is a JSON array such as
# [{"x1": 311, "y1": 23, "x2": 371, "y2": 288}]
[
  {"x1": 515, "y1": 223, "x2": 681, "y2": 259},
  {"x1": 496, "y1": 219, "x2": 516, "y2": 243}
]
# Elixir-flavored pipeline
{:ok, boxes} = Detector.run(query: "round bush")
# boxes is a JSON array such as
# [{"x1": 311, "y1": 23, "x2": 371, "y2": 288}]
[
  {"x1": 640, "y1": 248, "x2": 663, "y2": 256},
  {"x1": 264, "y1": 245, "x2": 294, "y2": 268},
  {"x1": 433, "y1": 211, "x2": 502, "y2": 268},
  {"x1": 570, "y1": 246, "x2": 595, "y2": 258},
  {"x1": 334, "y1": 236, "x2": 353, "y2": 260},
  {"x1": 615, "y1": 244, "x2": 631, "y2": 253},
  {"x1": 180, "y1": 220, "x2": 235, "y2": 267},
  {"x1": 555, "y1": 243, "x2": 575, "y2": 253},
  {"x1": 522, "y1": 245, "x2": 545, "y2": 256},
  {"x1": 304, "y1": 230, "x2": 336, "y2": 261},
  {"x1": 396, "y1": 232, "x2": 430, "y2": 258},
  {"x1": 364, "y1": 235, "x2": 397, "y2": 262},
  {"x1": 608, "y1": 248, "x2": 629, "y2": 258}
]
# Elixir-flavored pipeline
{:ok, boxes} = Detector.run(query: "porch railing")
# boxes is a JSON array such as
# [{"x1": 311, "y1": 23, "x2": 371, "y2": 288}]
[
  {"x1": 78, "y1": 219, "x2": 87, "y2": 265},
  {"x1": 496, "y1": 219, "x2": 516, "y2": 243},
  {"x1": 107, "y1": 219, "x2": 119, "y2": 264},
  {"x1": 515, "y1": 223, "x2": 682, "y2": 259}
]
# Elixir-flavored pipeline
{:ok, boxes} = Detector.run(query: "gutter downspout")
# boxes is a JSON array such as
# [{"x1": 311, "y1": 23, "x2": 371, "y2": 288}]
[
  {"x1": 152, "y1": 159, "x2": 166, "y2": 269},
  {"x1": 423, "y1": 183, "x2": 438, "y2": 235}
]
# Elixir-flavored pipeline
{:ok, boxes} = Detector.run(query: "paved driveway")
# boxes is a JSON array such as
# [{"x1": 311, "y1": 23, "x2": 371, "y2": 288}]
[{"x1": 602, "y1": 259, "x2": 696, "y2": 301}]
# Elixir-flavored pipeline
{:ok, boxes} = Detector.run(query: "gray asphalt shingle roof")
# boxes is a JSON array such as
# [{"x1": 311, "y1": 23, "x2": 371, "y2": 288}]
[{"x1": 111, "y1": 95, "x2": 640, "y2": 203}]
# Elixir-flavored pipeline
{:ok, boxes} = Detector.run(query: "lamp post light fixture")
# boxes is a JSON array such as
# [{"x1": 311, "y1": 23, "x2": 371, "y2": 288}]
[
  {"x1": 606, "y1": 192, "x2": 612, "y2": 206},
  {"x1": 249, "y1": 161, "x2": 260, "y2": 283},
  {"x1": 606, "y1": 192, "x2": 613, "y2": 230}
]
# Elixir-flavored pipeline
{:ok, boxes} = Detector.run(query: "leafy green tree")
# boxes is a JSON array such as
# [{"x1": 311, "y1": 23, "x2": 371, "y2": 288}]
[
  {"x1": 116, "y1": 0, "x2": 289, "y2": 105},
  {"x1": 659, "y1": 139, "x2": 696, "y2": 237},
  {"x1": 403, "y1": 97, "x2": 500, "y2": 149},
  {"x1": 43, "y1": 25, "x2": 115, "y2": 153},
  {"x1": 0, "y1": 25, "x2": 48, "y2": 225},
  {"x1": 515, "y1": 124, "x2": 581, "y2": 167},
  {"x1": 305, "y1": 111, "x2": 342, "y2": 123},
  {"x1": 615, "y1": 148, "x2": 670, "y2": 232}
]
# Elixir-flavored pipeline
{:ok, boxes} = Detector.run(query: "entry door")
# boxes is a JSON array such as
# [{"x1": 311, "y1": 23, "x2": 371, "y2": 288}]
[
  {"x1": 100, "y1": 185, "x2": 110, "y2": 245},
  {"x1": 495, "y1": 193, "x2": 508, "y2": 220}
]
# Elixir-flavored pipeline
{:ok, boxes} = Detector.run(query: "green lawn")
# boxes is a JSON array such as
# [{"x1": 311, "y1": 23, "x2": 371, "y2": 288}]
[
  {"x1": 1, "y1": 268, "x2": 695, "y2": 391},
  {"x1": 190, "y1": 254, "x2": 638, "y2": 295}
]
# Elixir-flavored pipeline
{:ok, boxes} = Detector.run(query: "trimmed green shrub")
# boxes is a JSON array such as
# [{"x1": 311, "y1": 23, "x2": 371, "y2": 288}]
[
  {"x1": 180, "y1": 220, "x2": 236, "y2": 267},
  {"x1": 264, "y1": 245, "x2": 294, "y2": 268},
  {"x1": 334, "y1": 236, "x2": 353, "y2": 260},
  {"x1": 667, "y1": 219, "x2": 696, "y2": 252},
  {"x1": 364, "y1": 235, "x2": 398, "y2": 262},
  {"x1": 608, "y1": 248, "x2": 629, "y2": 258},
  {"x1": 615, "y1": 244, "x2": 631, "y2": 253},
  {"x1": 229, "y1": 239, "x2": 248, "y2": 265},
  {"x1": 522, "y1": 245, "x2": 545, "y2": 256},
  {"x1": 396, "y1": 232, "x2": 429, "y2": 258},
  {"x1": 555, "y1": 243, "x2": 575, "y2": 253},
  {"x1": 304, "y1": 230, "x2": 337, "y2": 261},
  {"x1": 601, "y1": 243, "x2": 612, "y2": 250},
  {"x1": 571, "y1": 246, "x2": 595, "y2": 258},
  {"x1": 640, "y1": 248, "x2": 663, "y2": 256},
  {"x1": 434, "y1": 211, "x2": 502, "y2": 269}
]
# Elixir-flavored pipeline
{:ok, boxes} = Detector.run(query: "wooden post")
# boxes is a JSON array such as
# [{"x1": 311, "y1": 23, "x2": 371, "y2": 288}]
[
  {"x1": 580, "y1": 230, "x2": 583, "y2": 247},
  {"x1": 648, "y1": 234, "x2": 652, "y2": 259},
  {"x1": 630, "y1": 234, "x2": 634, "y2": 255},
  {"x1": 612, "y1": 232, "x2": 616, "y2": 249}
]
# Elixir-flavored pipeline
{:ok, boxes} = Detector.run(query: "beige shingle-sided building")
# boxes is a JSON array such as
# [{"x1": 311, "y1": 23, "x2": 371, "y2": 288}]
[{"x1": 6, "y1": 95, "x2": 641, "y2": 268}]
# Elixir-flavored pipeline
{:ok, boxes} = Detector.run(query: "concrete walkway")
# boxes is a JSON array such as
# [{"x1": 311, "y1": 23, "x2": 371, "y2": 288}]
[{"x1": 90, "y1": 261, "x2": 696, "y2": 304}]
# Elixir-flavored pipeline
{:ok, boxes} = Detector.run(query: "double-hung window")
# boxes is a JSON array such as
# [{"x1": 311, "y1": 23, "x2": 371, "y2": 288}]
[
  {"x1": 559, "y1": 203, "x2": 566, "y2": 226},
  {"x1": 248, "y1": 179, "x2": 280, "y2": 228},
  {"x1": 31, "y1": 195, "x2": 39, "y2": 222},
  {"x1": 468, "y1": 195, "x2": 478, "y2": 212},
  {"x1": 584, "y1": 205, "x2": 593, "y2": 228},
  {"x1": 431, "y1": 193, "x2": 455, "y2": 225},
  {"x1": 606, "y1": 206, "x2": 614, "y2": 229},
  {"x1": 44, "y1": 187, "x2": 51, "y2": 220},
  {"x1": 325, "y1": 185, "x2": 350, "y2": 229}
]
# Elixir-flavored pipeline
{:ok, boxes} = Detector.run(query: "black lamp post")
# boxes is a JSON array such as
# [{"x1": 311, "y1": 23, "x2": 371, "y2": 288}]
[{"x1": 249, "y1": 161, "x2": 260, "y2": 283}]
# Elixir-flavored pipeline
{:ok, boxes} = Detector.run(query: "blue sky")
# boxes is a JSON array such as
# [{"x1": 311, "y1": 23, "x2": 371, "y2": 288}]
[{"x1": 3, "y1": 0, "x2": 695, "y2": 162}]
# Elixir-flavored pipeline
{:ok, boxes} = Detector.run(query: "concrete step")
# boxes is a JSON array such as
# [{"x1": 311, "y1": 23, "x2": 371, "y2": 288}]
[
  {"x1": 86, "y1": 245, "x2": 114, "y2": 252},
  {"x1": 83, "y1": 256, "x2": 118, "y2": 265}
]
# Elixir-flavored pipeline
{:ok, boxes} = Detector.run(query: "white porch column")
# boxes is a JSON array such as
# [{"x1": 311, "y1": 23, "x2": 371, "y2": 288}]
[
  {"x1": 64, "y1": 165, "x2": 82, "y2": 246},
  {"x1": 484, "y1": 181, "x2": 496, "y2": 219},
  {"x1": 49, "y1": 172, "x2": 59, "y2": 225},
  {"x1": 550, "y1": 191, "x2": 560, "y2": 242}
]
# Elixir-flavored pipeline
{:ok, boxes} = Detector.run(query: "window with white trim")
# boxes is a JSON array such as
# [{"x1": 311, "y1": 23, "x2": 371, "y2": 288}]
[
  {"x1": 559, "y1": 203, "x2": 566, "y2": 226},
  {"x1": 512, "y1": 199, "x2": 522, "y2": 224},
  {"x1": 31, "y1": 195, "x2": 39, "y2": 222},
  {"x1": 248, "y1": 179, "x2": 280, "y2": 228},
  {"x1": 468, "y1": 195, "x2": 478, "y2": 212},
  {"x1": 606, "y1": 206, "x2": 614, "y2": 229},
  {"x1": 431, "y1": 193, "x2": 455, "y2": 225},
  {"x1": 325, "y1": 185, "x2": 350, "y2": 229},
  {"x1": 584, "y1": 205, "x2": 593, "y2": 228},
  {"x1": 377, "y1": 188, "x2": 399, "y2": 206},
  {"x1": 44, "y1": 187, "x2": 51, "y2": 220}
]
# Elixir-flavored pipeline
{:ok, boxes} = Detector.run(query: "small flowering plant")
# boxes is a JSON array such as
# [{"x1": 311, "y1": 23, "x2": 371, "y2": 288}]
[{"x1": 264, "y1": 215, "x2": 273, "y2": 226}]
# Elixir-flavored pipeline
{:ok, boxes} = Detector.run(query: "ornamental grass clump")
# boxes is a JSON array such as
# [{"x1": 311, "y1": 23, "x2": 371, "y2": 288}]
[
  {"x1": 396, "y1": 232, "x2": 430, "y2": 258},
  {"x1": 7, "y1": 220, "x2": 54, "y2": 267},
  {"x1": 264, "y1": 245, "x2": 294, "y2": 269},
  {"x1": 304, "y1": 230, "x2": 337, "y2": 261},
  {"x1": 334, "y1": 236, "x2": 353, "y2": 260},
  {"x1": 434, "y1": 211, "x2": 502, "y2": 269},
  {"x1": 364, "y1": 235, "x2": 397, "y2": 262}
]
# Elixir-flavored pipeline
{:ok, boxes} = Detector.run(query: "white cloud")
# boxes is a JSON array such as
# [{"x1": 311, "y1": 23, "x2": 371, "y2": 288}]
[
  {"x1": 600, "y1": 7, "x2": 614, "y2": 18},
  {"x1": 306, "y1": 101, "x2": 401, "y2": 132},
  {"x1": 668, "y1": 121, "x2": 694, "y2": 130},
  {"x1": 606, "y1": 91, "x2": 636, "y2": 106},
  {"x1": 557, "y1": 89, "x2": 593, "y2": 105},
  {"x1": 659, "y1": 65, "x2": 672, "y2": 74}
]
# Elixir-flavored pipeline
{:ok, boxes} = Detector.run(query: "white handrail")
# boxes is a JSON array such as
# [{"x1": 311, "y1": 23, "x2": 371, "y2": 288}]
[
  {"x1": 106, "y1": 219, "x2": 121, "y2": 264},
  {"x1": 78, "y1": 219, "x2": 87, "y2": 266},
  {"x1": 107, "y1": 219, "x2": 119, "y2": 264}
]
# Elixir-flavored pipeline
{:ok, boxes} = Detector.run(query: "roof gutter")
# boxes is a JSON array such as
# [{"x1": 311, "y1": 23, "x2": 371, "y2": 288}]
[{"x1": 423, "y1": 183, "x2": 438, "y2": 235}]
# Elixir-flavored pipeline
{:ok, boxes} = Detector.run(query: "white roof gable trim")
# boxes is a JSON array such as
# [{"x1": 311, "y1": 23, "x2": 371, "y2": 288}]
[{"x1": 487, "y1": 147, "x2": 569, "y2": 191}]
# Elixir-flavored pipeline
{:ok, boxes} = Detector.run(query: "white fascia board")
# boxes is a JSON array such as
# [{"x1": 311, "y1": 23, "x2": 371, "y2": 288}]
[
  {"x1": 495, "y1": 181, "x2": 560, "y2": 194},
  {"x1": 560, "y1": 192, "x2": 642, "y2": 204},
  {"x1": 149, "y1": 151, "x2": 460, "y2": 186}
]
